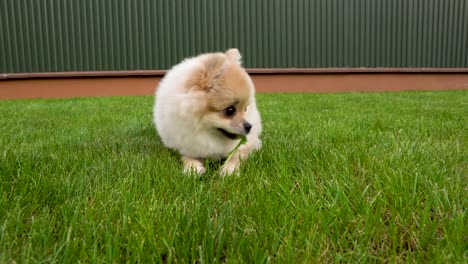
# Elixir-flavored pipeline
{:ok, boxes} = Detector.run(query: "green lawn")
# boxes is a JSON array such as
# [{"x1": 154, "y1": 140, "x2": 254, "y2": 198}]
[{"x1": 0, "y1": 91, "x2": 466, "y2": 263}]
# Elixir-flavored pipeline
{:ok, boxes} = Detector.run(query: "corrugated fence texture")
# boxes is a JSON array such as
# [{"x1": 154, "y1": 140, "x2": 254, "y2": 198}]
[{"x1": 1, "y1": 0, "x2": 467, "y2": 73}]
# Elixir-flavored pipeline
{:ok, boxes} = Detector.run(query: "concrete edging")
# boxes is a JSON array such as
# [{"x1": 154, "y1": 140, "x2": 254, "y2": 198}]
[{"x1": 0, "y1": 70, "x2": 467, "y2": 99}]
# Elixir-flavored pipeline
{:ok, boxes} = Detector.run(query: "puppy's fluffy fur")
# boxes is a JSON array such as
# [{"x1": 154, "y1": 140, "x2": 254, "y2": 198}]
[{"x1": 153, "y1": 49, "x2": 262, "y2": 175}]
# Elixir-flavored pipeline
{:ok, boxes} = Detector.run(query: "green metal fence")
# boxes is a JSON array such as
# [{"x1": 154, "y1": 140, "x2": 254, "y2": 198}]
[{"x1": 1, "y1": 0, "x2": 467, "y2": 73}]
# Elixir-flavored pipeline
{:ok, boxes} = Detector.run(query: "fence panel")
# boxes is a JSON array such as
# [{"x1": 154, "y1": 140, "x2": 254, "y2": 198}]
[{"x1": 1, "y1": 0, "x2": 467, "y2": 73}]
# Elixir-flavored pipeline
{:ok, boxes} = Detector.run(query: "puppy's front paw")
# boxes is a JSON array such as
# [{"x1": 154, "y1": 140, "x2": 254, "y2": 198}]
[
  {"x1": 182, "y1": 156, "x2": 206, "y2": 175},
  {"x1": 220, "y1": 162, "x2": 240, "y2": 177},
  {"x1": 184, "y1": 163, "x2": 206, "y2": 175}
]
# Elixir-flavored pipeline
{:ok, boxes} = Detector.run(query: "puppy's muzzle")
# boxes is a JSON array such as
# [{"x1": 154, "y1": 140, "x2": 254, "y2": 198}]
[{"x1": 218, "y1": 122, "x2": 252, "y2": 139}]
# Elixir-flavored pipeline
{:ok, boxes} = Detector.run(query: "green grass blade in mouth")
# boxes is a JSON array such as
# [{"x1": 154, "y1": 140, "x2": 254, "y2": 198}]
[{"x1": 224, "y1": 135, "x2": 247, "y2": 164}]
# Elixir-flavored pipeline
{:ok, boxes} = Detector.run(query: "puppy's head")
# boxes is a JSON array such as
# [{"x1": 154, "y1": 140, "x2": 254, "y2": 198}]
[{"x1": 188, "y1": 49, "x2": 254, "y2": 139}]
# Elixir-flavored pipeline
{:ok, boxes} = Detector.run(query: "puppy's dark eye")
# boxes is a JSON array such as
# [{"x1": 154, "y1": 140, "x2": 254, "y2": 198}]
[{"x1": 224, "y1": 106, "x2": 236, "y2": 117}]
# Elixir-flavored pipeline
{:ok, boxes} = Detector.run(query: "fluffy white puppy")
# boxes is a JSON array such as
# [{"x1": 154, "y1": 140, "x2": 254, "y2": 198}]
[{"x1": 154, "y1": 49, "x2": 262, "y2": 175}]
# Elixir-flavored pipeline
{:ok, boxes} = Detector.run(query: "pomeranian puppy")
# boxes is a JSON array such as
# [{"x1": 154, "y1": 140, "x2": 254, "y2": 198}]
[{"x1": 153, "y1": 49, "x2": 262, "y2": 175}]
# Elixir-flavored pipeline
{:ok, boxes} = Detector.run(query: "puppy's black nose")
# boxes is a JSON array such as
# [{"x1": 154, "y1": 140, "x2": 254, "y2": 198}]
[{"x1": 243, "y1": 122, "x2": 252, "y2": 133}]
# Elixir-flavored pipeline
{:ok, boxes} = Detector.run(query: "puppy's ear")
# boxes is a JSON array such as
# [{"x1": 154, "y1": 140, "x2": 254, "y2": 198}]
[
  {"x1": 187, "y1": 54, "x2": 225, "y2": 91},
  {"x1": 225, "y1": 48, "x2": 242, "y2": 65}
]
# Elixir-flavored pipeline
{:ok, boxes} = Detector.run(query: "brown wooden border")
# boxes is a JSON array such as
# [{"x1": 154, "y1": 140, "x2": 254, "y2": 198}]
[{"x1": 1, "y1": 73, "x2": 467, "y2": 99}]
